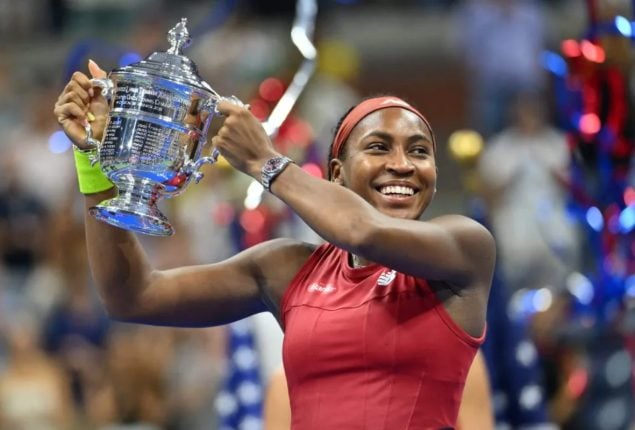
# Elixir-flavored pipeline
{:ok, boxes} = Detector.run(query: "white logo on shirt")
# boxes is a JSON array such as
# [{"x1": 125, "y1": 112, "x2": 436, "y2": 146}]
[
  {"x1": 308, "y1": 283, "x2": 336, "y2": 294},
  {"x1": 377, "y1": 270, "x2": 397, "y2": 286}
]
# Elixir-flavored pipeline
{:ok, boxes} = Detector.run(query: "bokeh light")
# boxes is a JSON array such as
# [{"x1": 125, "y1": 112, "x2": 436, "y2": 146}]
[
  {"x1": 301, "y1": 162, "x2": 323, "y2": 179},
  {"x1": 615, "y1": 16, "x2": 633, "y2": 37},
  {"x1": 248, "y1": 98, "x2": 271, "y2": 121},
  {"x1": 448, "y1": 129, "x2": 483, "y2": 163},
  {"x1": 579, "y1": 113, "x2": 601, "y2": 134},
  {"x1": 619, "y1": 205, "x2": 635, "y2": 233},
  {"x1": 561, "y1": 39, "x2": 581, "y2": 57},
  {"x1": 119, "y1": 51, "x2": 142, "y2": 67},
  {"x1": 258, "y1": 78, "x2": 285, "y2": 103},
  {"x1": 586, "y1": 206, "x2": 604, "y2": 232},
  {"x1": 580, "y1": 40, "x2": 606, "y2": 63},
  {"x1": 566, "y1": 272, "x2": 594, "y2": 305},
  {"x1": 48, "y1": 130, "x2": 72, "y2": 154},
  {"x1": 541, "y1": 51, "x2": 568, "y2": 77},
  {"x1": 239, "y1": 209, "x2": 265, "y2": 233},
  {"x1": 244, "y1": 181, "x2": 264, "y2": 210}
]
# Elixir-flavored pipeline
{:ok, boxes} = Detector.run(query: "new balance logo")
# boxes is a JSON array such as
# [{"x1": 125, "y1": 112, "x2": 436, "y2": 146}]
[
  {"x1": 308, "y1": 283, "x2": 336, "y2": 294},
  {"x1": 377, "y1": 270, "x2": 396, "y2": 286}
]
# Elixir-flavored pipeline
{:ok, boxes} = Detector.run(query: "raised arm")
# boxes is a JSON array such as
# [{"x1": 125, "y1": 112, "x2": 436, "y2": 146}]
[
  {"x1": 53, "y1": 62, "x2": 310, "y2": 327},
  {"x1": 81, "y1": 195, "x2": 302, "y2": 327},
  {"x1": 213, "y1": 101, "x2": 495, "y2": 291}
]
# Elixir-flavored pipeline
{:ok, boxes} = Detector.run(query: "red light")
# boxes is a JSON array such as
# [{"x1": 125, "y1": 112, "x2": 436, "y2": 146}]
[
  {"x1": 259, "y1": 78, "x2": 285, "y2": 103},
  {"x1": 249, "y1": 98, "x2": 271, "y2": 121},
  {"x1": 566, "y1": 367, "x2": 588, "y2": 399},
  {"x1": 285, "y1": 120, "x2": 313, "y2": 147},
  {"x1": 580, "y1": 40, "x2": 605, "y2": 63},
  {"x1": 301, "y1": 162, "x2": 324, "y2": 179},
  {"x1": 579, "y1": 113, "x2": 601, "y2": 134},
  {"x1": 561, "y1": 39, "x2": 581, "y2": 57},
  {"x1": 240, "y1": 209, "x2": 265, "y2": 233},
  {"x1": 624, "y1": 187, "x2": 635, "y2": 206}
]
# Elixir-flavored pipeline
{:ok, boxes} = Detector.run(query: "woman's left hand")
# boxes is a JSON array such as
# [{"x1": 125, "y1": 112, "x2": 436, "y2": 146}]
[{"x1": 211, "y1": 98, "x2": 281, "y2": 179}]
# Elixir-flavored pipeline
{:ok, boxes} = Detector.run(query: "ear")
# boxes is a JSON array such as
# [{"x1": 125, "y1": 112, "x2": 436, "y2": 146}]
[{"x1": 330, "y1": 158, "x2": 345, "y2": 185}]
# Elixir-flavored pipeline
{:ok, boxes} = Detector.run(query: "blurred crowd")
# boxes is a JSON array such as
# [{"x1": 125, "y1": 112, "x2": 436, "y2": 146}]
[{"x1": 0, "y1": 0, "x2": 634, "y2": 429}]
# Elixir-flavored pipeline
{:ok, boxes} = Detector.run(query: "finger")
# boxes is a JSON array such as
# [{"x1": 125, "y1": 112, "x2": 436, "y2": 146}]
[
  {"x1": 54, "y1": 102, "x2": 86, "y2": 123},
  {"x1": 88, "y1": 59, "x2": 108, "y2": 79},
  {"x1": 216, "y1": 99, "x2": 248, "y2": 116},
  {"x1": 70, "y1": 71, "x2": 92, "y2": 90},
  {"x1": 58, "y1": 86, "x2": 90, "y2": 108},
  {"x1": 67, "y1": 80, "x2": 91, "y2": 103}
]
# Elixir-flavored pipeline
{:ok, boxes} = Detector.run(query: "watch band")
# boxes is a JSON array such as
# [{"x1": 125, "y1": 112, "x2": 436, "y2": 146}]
[{"x1": 261, "y1": 156, "x2": 294, "y2": 191}]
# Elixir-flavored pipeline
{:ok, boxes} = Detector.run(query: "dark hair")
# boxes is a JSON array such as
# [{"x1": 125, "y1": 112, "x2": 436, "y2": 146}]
[{"x1": 326, "y1": 105, "x2": 356, "y2": 180}]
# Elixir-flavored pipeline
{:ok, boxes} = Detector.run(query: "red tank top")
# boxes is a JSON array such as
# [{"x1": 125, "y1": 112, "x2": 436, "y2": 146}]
[{"x1": 281, "y1": 243, "x2": 485, "y2": 430}]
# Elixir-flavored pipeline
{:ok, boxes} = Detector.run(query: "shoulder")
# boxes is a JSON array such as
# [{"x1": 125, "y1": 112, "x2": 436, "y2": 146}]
[
  {"x1": 428, "y1": 214, "x2": 494, "y2": 241},
  {"x1": 246, "y1": 238, "x2": 320, "y2": 311},
  {"x1": 249, "y1": 238, "x2": 318, "y2": 264},
  {"x1": 428, "y1": 215, "x2": 496, "y2": 276}
]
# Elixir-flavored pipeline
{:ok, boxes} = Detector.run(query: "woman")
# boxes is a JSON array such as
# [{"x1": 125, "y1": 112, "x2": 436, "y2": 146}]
[{"x1": 54, "y1": 61, "x2": 495, "y2": 429}]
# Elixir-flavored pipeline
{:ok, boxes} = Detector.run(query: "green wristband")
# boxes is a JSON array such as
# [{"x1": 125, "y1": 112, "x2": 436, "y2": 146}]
[{"x1": 73, "y1": 148, "x2": 114, "y2": 194}]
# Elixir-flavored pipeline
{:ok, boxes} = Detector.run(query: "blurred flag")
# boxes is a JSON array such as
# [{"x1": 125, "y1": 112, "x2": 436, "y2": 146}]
[{"x1": 216, "y1": 319, "x2": 264, "y2": 430}]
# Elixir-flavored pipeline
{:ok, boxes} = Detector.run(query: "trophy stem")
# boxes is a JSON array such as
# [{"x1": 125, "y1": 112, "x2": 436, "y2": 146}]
[{"x1": 89, "y1": 175, "x2": 174, "y2": 236}]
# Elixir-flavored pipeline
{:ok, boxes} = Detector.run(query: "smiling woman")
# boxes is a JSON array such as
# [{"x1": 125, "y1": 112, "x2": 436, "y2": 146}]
[
  {"x1": 328, "y1": 97, "x2": 437, "y2": 221},
  {"x1": 54, "y1": 68, "x2": 495, "y2": 430}
]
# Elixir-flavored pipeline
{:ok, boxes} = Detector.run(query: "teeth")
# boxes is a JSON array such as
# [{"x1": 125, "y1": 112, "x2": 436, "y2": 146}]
[{"x1": 379, "y1": 185, "x2": 415, "y2": 196}]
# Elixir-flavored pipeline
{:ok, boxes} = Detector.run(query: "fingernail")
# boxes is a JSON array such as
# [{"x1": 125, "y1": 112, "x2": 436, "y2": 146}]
[{"x1": 87, "y1": 112, "x2": 96, "y2": 122}]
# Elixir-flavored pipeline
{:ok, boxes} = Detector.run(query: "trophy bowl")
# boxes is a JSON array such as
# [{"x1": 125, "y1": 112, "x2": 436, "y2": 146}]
[{"x1": 85, "y1": 18, "x2": 228, "y2": 236}]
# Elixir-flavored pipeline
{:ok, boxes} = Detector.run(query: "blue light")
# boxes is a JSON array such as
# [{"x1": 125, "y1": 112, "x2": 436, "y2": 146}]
[
  {"x1": 541, "y1": 51, "x2": 568, "y2": 77},
  {"x1": 615, "y1": 16, "x2": 633, "y2": 37},
  {"x1": 626, "y1": 275, "x2": 635, "y2": 297},
  {"x1": 586, "y1": 206, "x2": 604, "y2": 232},
  {"x1": 48, "y1": 130, "x2": 72, "y2": 154},
  {"x1": 619, "y1": 205, "x2": 635, "y2": 233},
  {"x1": 119, "y1": 52, "x2": 142, "y2": 67}
]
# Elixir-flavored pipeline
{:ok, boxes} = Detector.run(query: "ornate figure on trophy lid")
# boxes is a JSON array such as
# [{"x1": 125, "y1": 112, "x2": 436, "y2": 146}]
[{"x1": 82, "y1": 18, "x2": 242, "y2": 236}]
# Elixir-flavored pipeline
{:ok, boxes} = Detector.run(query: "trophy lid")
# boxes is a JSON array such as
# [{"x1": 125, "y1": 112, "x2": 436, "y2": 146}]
[{"x1": 117, "y1": 18, "x2": 217, "y2": 96}]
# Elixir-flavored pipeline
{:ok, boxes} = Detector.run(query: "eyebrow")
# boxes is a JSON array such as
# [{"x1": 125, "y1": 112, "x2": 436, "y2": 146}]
[{"x1": 361, "y1": 130, "x2": 433, "y2": 145}]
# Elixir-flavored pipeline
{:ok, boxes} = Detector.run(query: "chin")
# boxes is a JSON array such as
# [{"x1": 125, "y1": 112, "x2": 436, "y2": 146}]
[{"x1": 380, "y1": 207, "x2": 421, "y2": 220}]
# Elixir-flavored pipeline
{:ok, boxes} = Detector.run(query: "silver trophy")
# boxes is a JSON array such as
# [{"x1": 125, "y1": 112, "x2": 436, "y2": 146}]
[{"x1": 84, "y1": 18, "x2": 236, "y2": 236}]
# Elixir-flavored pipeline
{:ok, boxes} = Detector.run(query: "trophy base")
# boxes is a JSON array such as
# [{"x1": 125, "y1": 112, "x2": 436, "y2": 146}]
[{"x1": 89, "y1": 176, "x2": 174, "y2": 237}]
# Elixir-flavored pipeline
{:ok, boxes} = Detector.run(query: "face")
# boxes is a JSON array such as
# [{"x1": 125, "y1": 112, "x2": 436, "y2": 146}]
[{"x1": 330, "y1": 108, "x2": 437, "y2": 220}]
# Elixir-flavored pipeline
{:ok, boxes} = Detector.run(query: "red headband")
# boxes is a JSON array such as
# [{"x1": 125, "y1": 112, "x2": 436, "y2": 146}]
[{"x1": 331, "y1": 96, "x2": 435, "y2": 159}]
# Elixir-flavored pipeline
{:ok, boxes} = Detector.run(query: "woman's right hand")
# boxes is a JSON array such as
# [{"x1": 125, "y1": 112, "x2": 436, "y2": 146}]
[{"x1": 53, "y1": 60, "x2": 110, "y2": 150}]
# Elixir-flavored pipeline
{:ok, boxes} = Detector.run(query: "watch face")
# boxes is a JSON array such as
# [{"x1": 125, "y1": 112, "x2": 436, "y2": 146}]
[
  {"x1": 261, "y1": 156, "x2": 292, "y2": 190},
  {"x1": 265, "y1": 157, "x2": 287, "y2": 172},
  {"x1": 265, "y1": 158, "x2": 280, "y2": 171}
]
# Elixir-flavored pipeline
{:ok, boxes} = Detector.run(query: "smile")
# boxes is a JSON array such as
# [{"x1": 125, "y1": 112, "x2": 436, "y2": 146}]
[{"x1": 377, "y1": 185, "x2": 416, "y2": 197}]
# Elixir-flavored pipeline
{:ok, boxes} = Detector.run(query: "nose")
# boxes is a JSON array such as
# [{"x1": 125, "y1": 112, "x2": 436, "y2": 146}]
[{"x1": 385, "y1": 149, "x2": 415, "y2": 175}]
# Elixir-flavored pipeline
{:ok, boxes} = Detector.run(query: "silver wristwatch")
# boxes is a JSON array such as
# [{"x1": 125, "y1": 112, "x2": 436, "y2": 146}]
[{"x1": 261, "y1": 156, "x2": 294, "y2": 191}]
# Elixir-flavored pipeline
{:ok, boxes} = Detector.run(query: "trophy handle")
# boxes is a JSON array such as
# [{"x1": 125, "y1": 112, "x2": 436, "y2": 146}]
[
  {"x1": 186, "y1": 151, "x2": 219, "y2": 184},
  {"x1": 83, "y1": 78, "x2": 114, "y2": 151},
  {"x1": 171, "y1": 95, "x2": 246, "y2": 187}
]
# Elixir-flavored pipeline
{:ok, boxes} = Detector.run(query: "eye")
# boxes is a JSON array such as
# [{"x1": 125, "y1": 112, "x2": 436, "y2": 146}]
[
  {"x1": 366, "y1": 142, "x2": 388, "y2": 152},
  {"x1": 410, "y1": 145, "x2": 430, "y2": 156}
]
